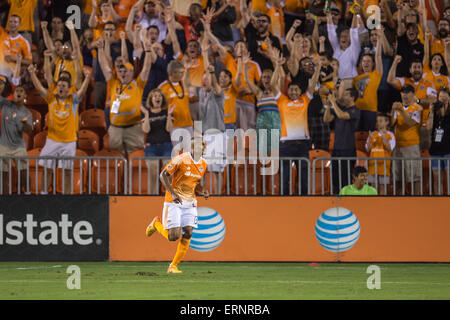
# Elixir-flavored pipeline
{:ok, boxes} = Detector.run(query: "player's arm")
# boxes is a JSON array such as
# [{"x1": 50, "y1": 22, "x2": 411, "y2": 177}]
[{"x1": 160, "y1": 169, "x2": 182, "y2": 204}]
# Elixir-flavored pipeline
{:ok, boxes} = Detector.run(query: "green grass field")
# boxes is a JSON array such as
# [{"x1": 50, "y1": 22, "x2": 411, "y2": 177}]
[{"x1": 0, "y1": 262, "x2": 450, "y2": 299}]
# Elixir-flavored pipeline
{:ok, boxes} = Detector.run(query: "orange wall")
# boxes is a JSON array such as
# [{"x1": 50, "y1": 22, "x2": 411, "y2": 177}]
[{"x1": 109, "y1": 197, "x2": 450, "y2": 262}]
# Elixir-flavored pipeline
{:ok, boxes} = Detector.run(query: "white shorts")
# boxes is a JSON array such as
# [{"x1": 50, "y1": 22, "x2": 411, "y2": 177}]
[
  {"x1": 39, "y1": 138, "x2": 77, "y2": 169},
  {"x1": 162, "y1": 200, "x2": 198, "y2": 230}
]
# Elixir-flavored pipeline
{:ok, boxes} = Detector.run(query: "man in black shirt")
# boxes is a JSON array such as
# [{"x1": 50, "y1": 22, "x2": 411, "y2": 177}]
[
  {"x1": 243, "y1": 14, "x2": 282, "y2": 71},
  {"x1": 323, "y1": 88, "x2": 361, "y2": 194},
  {"x1": 396, "y1": 23, "x2": 424, "y2": 78}
]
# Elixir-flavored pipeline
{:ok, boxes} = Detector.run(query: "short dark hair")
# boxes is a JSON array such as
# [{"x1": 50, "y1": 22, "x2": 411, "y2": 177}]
[
  {"x1": 351, "y1": 166, "x2": 367, "y2": 179},
  {"x1": 346, "y1": 87, "x2": 359, "y2": 101},
  {"x1": 377, "y1": 112, "x2": 391, "y2": 122},
  {"x1": 10, "y1": 14, "x2": 21, "y2": 23},
  {"x1": 409, "y1": 58, "x2": 423, "y2": 67},
  {"x1": 405, "y1": 22, "x2": 419, "y2": 32},
  {"x1": 220, "y1": 69, "x2": 232, "y2": 79},
  {"x1": 260, "y1": 14, "x2": 271, "y2": 23},
  {"x1": 57, "y1": 78, "x2": 71, "y2": 88},
  {"x1": 147, "y1": 25, "x2": 160, "y2": 34}
]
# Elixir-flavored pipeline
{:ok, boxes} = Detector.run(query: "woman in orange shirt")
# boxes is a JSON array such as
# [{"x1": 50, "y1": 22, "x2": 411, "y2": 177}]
[{"x1": 423, "y1": 29, "x2": 449, "y2": 90}]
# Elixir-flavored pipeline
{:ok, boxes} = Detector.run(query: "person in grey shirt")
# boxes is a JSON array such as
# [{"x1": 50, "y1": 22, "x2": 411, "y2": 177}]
[
  {"x1": 184, "y1": 54, "x2": 225, "y2": 193},
  {"x1": 0, "y1": 86, "x2": 33, "y2": 194}
]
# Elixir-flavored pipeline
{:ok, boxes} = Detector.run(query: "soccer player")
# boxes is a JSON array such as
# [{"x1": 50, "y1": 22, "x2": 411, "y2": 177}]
[{"x1": 145, "y1": 138, "x2": 209, "y2": 274}]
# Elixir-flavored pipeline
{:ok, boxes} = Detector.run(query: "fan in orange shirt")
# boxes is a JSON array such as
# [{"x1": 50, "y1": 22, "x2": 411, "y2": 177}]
[
  {"x1": 218, "y1": 69, "x2": 238, "y2": 128},
  {"x1": 145, "y1": 138, "x2": 209, "y2": 274},
  {"x1": 423, "y1": 29, "x2": 449, "y2": 91},
  {"x1": 88, "y1": 0, "x2": 121, "y2": 40},
  {"x1": 1, "y1": 15, "x2": 32, "y2": 78}
]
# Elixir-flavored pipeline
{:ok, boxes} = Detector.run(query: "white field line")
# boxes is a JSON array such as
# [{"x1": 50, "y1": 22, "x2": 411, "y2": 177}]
[{"x1": 0, "y1": 279, "x2": 450, "y2": 286}]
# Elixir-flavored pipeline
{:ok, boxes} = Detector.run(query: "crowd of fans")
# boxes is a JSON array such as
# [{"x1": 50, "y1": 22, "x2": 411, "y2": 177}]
[{"x1": 0, "y1": 0, "x2": 449, "y2": 195}]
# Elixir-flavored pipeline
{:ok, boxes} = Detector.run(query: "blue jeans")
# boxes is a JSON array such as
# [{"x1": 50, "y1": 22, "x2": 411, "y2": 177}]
[
  {"x1": 431, "y1": 154, "x2": 450, "y2": 170},
  {"x1": 144, "y1": 142, "x2": 173, "y2": 158}
]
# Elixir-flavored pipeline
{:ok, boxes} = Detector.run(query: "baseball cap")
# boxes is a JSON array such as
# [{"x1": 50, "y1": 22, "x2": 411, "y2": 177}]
[
  {"x1": 401, "y1": 84, "x2": 415, "y2": 93},
  {"x1": 119, "y1": 62, "x2": 135, "y2": 71}
]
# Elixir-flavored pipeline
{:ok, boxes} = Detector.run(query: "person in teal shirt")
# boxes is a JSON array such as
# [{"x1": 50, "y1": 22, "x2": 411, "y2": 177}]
[{"x1": 339, "y1": 166, "x2": 378, "y2": 196}]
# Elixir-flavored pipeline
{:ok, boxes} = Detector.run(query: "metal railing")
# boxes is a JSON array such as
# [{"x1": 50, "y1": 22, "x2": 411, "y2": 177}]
[
  {"x1": 0, "y1": 155, "x2": 449, "y2": 196},
  {"x1": 0, "y1": 155, "x2": 127, "y2": 195}
]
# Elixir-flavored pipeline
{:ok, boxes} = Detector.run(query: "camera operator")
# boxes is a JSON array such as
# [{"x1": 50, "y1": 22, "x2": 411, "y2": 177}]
[{"x1": 426, "y1": 87, "x2": 450, "y2": 195}]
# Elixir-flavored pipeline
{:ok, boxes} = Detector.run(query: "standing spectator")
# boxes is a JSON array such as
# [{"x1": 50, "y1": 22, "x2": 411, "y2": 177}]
[
  {"x1": 426, "y1": 88, "x2": 450, "y2": 195},
  {"x1": 326, "y1": 8, "x2": 361, "y2": 84},
  {"x1": 158, "y1": 60, "x2": 194, "y2": 139},
  {"x1": 6, "y1": 0, "x2": 38, "y2": 45},
  {"x1": 366, "y1": 113, "x2": 396, "y2": 195},
  {"x1": 323, "y1": 88, "x2": 361, "y2": 194},
  {"x1": 429, "y1": 18, "x2": 449, "y2": 57},
  {"x1": 0, "y1": 86, "x2": 33, "y2": 194},
  {"x1": 353, "y1": 29, "x2": 383, "y2": 131},
  {"x1": 128, "y1": 0, "x2": 168, "y2": 43},
  {"x1": 141, "y1": 88, "x2": 175, "y2": 194},
  {"x1": 423, "y1": 29, "x2": 449, "y2": 90},
  {"x1": 241, "y1": 12, "x2": 282, "y2": 71},
  {"x1": 208, "y1": 0, "x2": 236, "y2": 47},
  {"x1": 218, "y1": 69, "x2": 237, "y2": 130},
  {"x1": 339, "y1": 166, "x2": 378, "y2": 196},
  {"x1": 175, "y1": 2, "x2": 204, "y2": 42},
  {"x1": 185, "y1": 39, "x2": 226, "y2": 192},
  {"x1": 0, "y1": 15, "x2": 32, "y2": 78},
  {"x1": 395, "y1": 23, "x2": 424, "y2": 77},
  {"x1": 28, "y1": 65, "x2": 91, "y2": 194},
  {"x1": 391, "y1": 86, "x2": 422, "y2": 195},
  {"x1": 277, "y1": 57, "x2": 321, "y2": 195},
  {"x1": 99, "y1": 37, "x2": 153, "y2": 156}
]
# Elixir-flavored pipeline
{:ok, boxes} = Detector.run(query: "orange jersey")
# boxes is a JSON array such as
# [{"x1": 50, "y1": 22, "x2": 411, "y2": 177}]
[
  {"x1": 423, "y1": 65, "x2": 450, "y2": 91},
  {"x1": 267, "y1": 3, "x2": 285, "y2": 42},
  {"x1": 45, "y1": 92, "x2": 80, "y2": 143},
  {"x1": 178, "y1": 53, "x2": 204, "y2": 87},
  {"x1": 49, "y1": 83, "x2": 77, "y2": 95},
  {"x1": 223, "y1": 84, "x2": 238, "y2": 124},
  {"x1": 222, "y1": 52, "x2": 261, "y2": 104},
  {"x1": 158, "y1": 80, "x2": 193, "y2": 128},
  {"x1": 53, "y1": 57, "x2": 83, "y2": 84},
  {"x1": 366, "y1": 130, "x2": 396, "y2": 176},
  {"x1": 7, "y1": 0, "x2": 38, "y2": 32},
  {"x1": 393, "y1": 103, "x2": 422, "y2": 148},
  {"x1": 278, "y1": 92, "x2": 313, "y2": 140},
  {"x1": 429, "y1": 35, "x2": 445, "y2": 57},
  {"x1": 163, "y1": 152, "x2": 207, "y2": 203},
  {"x1": 108, "y1": 75, "x2": 145, "y2": 127},
  {"x1": 392, "y1": 76, "x2": 436, "y2": 125},
  {"x1": 3, "y1": 32, "x2": 32, "y2": 75},
  {"x1": 353, "y1": 69, "x2": 382, "y2": 112}
]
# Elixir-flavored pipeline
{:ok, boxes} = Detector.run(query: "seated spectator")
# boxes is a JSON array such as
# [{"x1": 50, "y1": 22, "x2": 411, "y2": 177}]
[
  {"x1": 28, "y1": 65, "x2": 91, "y2": 194},
  {"x1": 339, "y1": 166, "x2": 378, "y2": 196},
  {"x1": 426, "y1": 87, "x2": 450, "y2": 195},
  {"x1": 390, "y1": 86, "x2": 422, "y2": 195},
  {"x1": 366, "y1": 113, "x2": 396, "y2": 195},
  {"x1": 0, "y1": 85, "x2": 33, "y2": 194}
]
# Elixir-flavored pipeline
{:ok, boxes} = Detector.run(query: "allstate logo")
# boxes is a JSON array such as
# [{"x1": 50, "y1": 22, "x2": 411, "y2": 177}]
[
  {"x1": 190, "y1": 207, "x2": 225, "y2": 252},
  {"x1": 315, "y1": 207, "x2": 360, "y2": 252}
]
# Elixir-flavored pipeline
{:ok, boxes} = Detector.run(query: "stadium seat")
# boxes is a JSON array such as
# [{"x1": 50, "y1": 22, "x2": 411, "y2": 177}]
[
  {"x1": 91, "y1": 149, "x2": 125, "y2": 194},
  {"x1": 77, "y1": 129, "x2": 100, "y2": 156},
  {"x1": 79, "y1": 108, "x2": 107, "y2": 141},
  {"x1": 27, "y1": 148, "x2": 52, "y2": 194},
  {"x1": 355, "y1": 131, "x2": 369, "y2": 153},
  {"x1": 328, "y1": 131, "x2": 334, "y2": 153},
  {"x1": 33, "y1": 130, "x2": 48, "y2": 149},
  {"x1": 309, "y1": 149, "x2": 331, "y2": 195},
  {"x1": 26, "y1": 107, "x2": 42, "y2": 135},
  {"x1": 128, "y1": 149, "x2": 162, "y2": 195},
  {"x1": 102, "y1": 133, "x2": 110, "y2": 150},
  {"x1": 55, "y1": 149, "x2": 88, "y2": 194},
  {"x1": 24, "y1": 89, "x2": 47, "y2": 116}
]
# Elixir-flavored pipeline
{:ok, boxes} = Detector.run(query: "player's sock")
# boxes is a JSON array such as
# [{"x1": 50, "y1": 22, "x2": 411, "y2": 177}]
[
  {"x1": 171, "y1": 237, "x2": 191, "y2": 267},
  {"x1": 154, "y1": 221, "x2": 169, "y2": 240}
]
